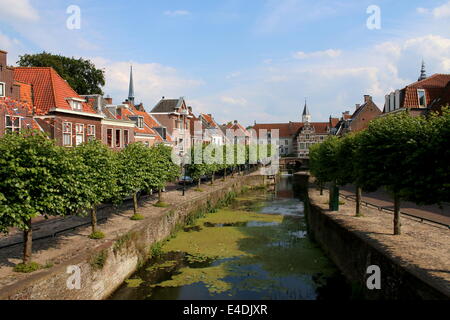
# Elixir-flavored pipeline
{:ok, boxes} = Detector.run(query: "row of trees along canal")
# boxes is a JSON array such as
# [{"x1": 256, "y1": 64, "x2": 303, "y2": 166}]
[
  {"x1": 309, "y1": 108, "x2": 449, "y2": 235},
  {"x1": 0, "y1": 131, "x2": 273, "y2": 271}
]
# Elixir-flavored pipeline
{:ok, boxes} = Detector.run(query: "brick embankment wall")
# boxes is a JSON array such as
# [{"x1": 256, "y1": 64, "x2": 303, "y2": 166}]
[
  {"x1": 300, "y1": 173, "x2": 450, "y2": 300},
  {"x1": 0, "y1": 174, "x2": 266, "y2": 300}
]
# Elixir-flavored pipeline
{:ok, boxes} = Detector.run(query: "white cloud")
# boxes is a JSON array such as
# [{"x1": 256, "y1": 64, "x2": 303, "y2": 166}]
[
  {"x1": 0, "y1": 0, "x2": 39, "y2": 23},
  {"x1": 417, "y1": 1, "x2": 450, "y2": 19},
  {"x1": 164, "y1": 10, "x2": 190, "y2": 17},
  {"x1": 432, "y1": 1, "x2": 450, "y2": 18},
  {"x1": 220, "y1": 96, "x2": 248, "y2": 106},
  {"x1": 90, "y1": 58, "x2": 204, "y2": 110},
  {"x1": 293, "y1": 49, "x2": 342, "y2": 59}
]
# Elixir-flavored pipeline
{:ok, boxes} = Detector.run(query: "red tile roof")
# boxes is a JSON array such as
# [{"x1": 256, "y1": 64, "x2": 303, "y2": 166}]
[
  {"x1": 402, "y1": 74, "x2": 450, "y2": 109},
  {"x1": 0, "y1": 97, "x2": 42, "y2": 132},
  {"x1": 13, "y1": 67, "x2": 97, "y2": 115},
  {"x1": 253, "y1": 122, "x2": 303, "y2": 138}
]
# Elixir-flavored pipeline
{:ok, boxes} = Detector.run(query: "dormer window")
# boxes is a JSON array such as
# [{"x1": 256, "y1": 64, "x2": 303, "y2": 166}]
[
  {"x1": 66, "y1": 98, "x2": 84, "y2": 111},
  {"x1": 417, "y1": 90, "x2": 426, "y2": 108},
  {"x1": 0, "y1": 82, "x2": 5, "y2": 97},
  {"x1": 138, "y1": 117, "x2": 144, "y2": 129},
  {"x1": 5, "y1": 115, "x2": 21, "y2": 133}
]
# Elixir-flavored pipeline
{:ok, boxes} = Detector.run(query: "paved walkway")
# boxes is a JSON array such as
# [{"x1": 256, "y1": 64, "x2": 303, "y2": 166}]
[
  {"x1": 309, "y1": 186, "x2": 450, "y2": 298},
  {"x1": 339, "y1": 185, "x2": 450, "y2": 227},
  {"x1": 0, "y1": 172, "x2": 256, "y2": 289}
]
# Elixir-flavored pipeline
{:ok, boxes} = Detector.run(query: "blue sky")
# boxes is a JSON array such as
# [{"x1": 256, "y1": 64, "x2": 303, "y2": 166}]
[{"x1": 1, "y1": 0, "x2": 450, "y2": 126}]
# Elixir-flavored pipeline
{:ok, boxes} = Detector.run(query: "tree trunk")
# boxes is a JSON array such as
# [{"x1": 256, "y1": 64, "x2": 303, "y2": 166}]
[
  {"x1": 320, "y1": 186, "x2": 323, "y2": 196},
  {"x1": 356, "y1": 185, "x2": 362, "y2": 217},
  {"x1": 91, "y1": 207, "x2": 97, "y2": 234},
  {"x1": 223, "y1": 170, "x2": 226, "y2": 181},
  {"x1": 133, "y1": 192, "x2": 138, "y2": 215},
  {"x1": 158, "y1": 189, "x2": 162, "y2": 203},
  {"x1": 394, "y1": 194, "x2": 401, "y2": 235},
  {"x1": 23, "y1": 219, "x2": 32, "y2": 264},
  {"x1": 211, "y1": 172, "x2": 215, "y2": 185},
  {"x1": 198, "y1": 178, "x2": 201, "y2": 188}
]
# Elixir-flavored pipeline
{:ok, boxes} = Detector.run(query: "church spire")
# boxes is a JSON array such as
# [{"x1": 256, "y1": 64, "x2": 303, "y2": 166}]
[
  {"x1": 128, "y1": 65, "x2": 135, "y2": 104},
  {"x1": 418, "y1": 60, "x2": 427, "y2": 81},
  {"x1": 302, "y1": 99, "x2": 311, "y2": 123}
]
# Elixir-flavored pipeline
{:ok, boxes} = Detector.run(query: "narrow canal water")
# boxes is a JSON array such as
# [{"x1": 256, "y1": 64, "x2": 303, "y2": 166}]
[{"x1": 110, "y1": 176, "x2": 351, "y2": 300}]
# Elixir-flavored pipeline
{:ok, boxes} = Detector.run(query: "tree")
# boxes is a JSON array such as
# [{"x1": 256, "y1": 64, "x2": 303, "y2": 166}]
[
  {"x1": 73, "y1": 140, "x2": 117, "y2": 238},
  {"x1": 309, "y1": 136, "x2": 341, "y2": 205},
  {"x1": 354, "y1": 112, "x2": 430, "y2": 235},
  {"x1": 404, "y1": 107, "x2": 450, "y2": 205},
  {"x1": 17, "y1": 52, "x2": 105, "y2": 95},
  {"x1": 0, "y1": 131, "x2": 82, "y2": 265},
  {"x1": 114, "y1": 143, "x2": 150, "y2": 216},
  {"x1": 187, "y1": 144, "x2": 208, "y2": 188},
  {"x1": 336, "y1": 133, "x2": 363, "y2": 216},
  {"x1": 149, "y1": 144, "x2": 180, "y2": 204}
]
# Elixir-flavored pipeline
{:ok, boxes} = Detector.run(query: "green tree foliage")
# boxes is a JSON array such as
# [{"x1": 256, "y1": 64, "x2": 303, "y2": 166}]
[
  {"x1": 73, "y1": 140, "x2": 117, "y2": 236},
  {"x1": 405, "y1": 108, "x2": 450, "y2": 205},
  {"x1": 0, "y1": 131, "x2": 83, "y2": 263},
  {"x1": 17, "y1": 52, "x2": 105, "y2": 95},
  {"x1": 355, "y1": 112, "x2": 431, "y2": 235},
  {"x1": 149, "y1": 144, "x2": 180, "y2": 202},
  {"x1": 114, "y1": 143, "x2": 152, "y2": 214},
  {"x1": 335, "y1": 133, "x2": 363, "y2": 216}
]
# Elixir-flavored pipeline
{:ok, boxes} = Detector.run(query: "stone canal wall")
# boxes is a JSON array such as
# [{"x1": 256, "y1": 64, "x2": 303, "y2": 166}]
[
  {"x1": 300, "y1": 172, "x2": 450, "y2": 300},
  {"x1": 0, "y1": 174, "x2": 266, "y2": 300}
]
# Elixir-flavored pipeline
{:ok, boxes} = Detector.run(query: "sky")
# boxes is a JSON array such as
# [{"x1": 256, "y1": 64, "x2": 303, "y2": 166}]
[{"x1": 1, "y1": 0, "x2": 450, "y2": 126}]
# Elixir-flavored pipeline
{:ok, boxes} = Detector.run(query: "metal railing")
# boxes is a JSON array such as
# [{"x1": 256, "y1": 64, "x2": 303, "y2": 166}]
[{"x1": 339, "y1": 193, "x2": 450, "y2": 229}]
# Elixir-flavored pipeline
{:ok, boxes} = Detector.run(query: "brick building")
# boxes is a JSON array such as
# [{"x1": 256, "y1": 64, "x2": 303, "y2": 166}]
[
  {"x1": 14, "y1": 66, "x2": 104, "y2": 147},
  {"x1": 383, "y1": 63, "x2": 450, "y2": 117},
  {"x1": 334, "y1": 95, "x2": 382, "y2": 136},
  {"x1": 0, "y1": 50, "x2": 43, "y2": 137}
]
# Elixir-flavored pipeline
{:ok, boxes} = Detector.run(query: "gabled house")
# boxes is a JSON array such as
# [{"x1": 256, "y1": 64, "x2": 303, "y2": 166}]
[
  {"x1": 150, "y1": 97, "x2": 192, "y2": 154},
  {"x1": 253, "y1": 101, "x2": 333, "y2": 158},
  {"x1": 383, "y1": 63, "x2": 450, "y2": 117},
  {"x1": 198, "y1": 113, "x2": 225, "y2": 145},
  {"x1": 220, "y1": 120, "x2": 251, "y2": 145},
  {"x1": 82, "y1": 94, "x2": 136, "y2": 149},
  {"x1": 335, "y1": 95, "x2": 381, "y2": 136},
  {"x1": 14, "y1": 66, "x2": 104, "y2": 147},
  {"x1": 0, "y1": 50, "x2": 43, "y2": 137}
]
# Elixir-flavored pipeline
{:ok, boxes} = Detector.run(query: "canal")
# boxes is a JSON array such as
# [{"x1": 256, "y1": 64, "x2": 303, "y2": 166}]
[{"x1": 109, "y1": 176, "x2": 351, "y2": 300}]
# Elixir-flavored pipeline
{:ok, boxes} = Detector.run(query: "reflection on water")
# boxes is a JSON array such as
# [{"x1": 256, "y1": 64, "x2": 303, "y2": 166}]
[{"x1": 109, "y1": 176, "x2": 351, "y2": 300}]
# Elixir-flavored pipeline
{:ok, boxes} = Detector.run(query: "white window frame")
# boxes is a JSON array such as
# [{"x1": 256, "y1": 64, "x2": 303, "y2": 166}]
[
  {"x1": 5, "y1": 115, "x2": 21, "y2": 133},
  {"x1": 0, "y1": 82, "x2": 5, "y2": 98},
  {"x1": 63, "y1": 122, "x2": 73, "y2": 146},
  {"x1": 87, "y1": 124, "x2": 96, "y2": 141},
  {"x1": 115, "y1": 128, "x2": 122, "y2": 149},
  {"x1": 417, "y1": 89, "x2": 427, "y2": 108},
  {"x1": 75, "y1": 123, "x2": 85, "y2": 146},
  {"x1": 107, "y1": 128, "x2": 113, "y2": 147},
  {"x1": 124, "y1": 129, "x2": 129, "y2": 147}
]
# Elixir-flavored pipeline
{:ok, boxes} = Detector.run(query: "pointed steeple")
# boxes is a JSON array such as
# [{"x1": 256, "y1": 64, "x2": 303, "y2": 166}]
[
  {"x1": 128, "y1": 65, "x2": 135, "y2": 104},
  {"x1": 302, "y1": 99, "x2": 311, "y2": 123},
  {"x1": 418, "y1": 60, "x2": 427, "y2": 81}
]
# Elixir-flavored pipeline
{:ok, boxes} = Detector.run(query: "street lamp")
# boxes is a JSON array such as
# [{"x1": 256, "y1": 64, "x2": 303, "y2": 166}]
[{"x1": 180, "y1": 150, "x2": 186, "y2": 196}]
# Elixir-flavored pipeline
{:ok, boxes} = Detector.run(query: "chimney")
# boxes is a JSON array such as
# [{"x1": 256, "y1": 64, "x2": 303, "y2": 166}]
[
  {"x1": 0, "y1": 50, "x2": 7, "y2": 68},
  {"x1": 208, "y1": 114, "x2": 212, "y2": 118},
  {"x1": 104, "y1": 97, "x2": 113, "y2": 105},
  {"x1": 234, "y1": 120, "x2": 238, "y2": 124},
  {"x1": 364, "y1": 95, "x2": 372, "y2": 103},
  {"x1": 187, "y1": 106, "x2": 192, "y2": 113},
  {"x1": 355, "y1": 104, "x2": 361, "y2": 109}
]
